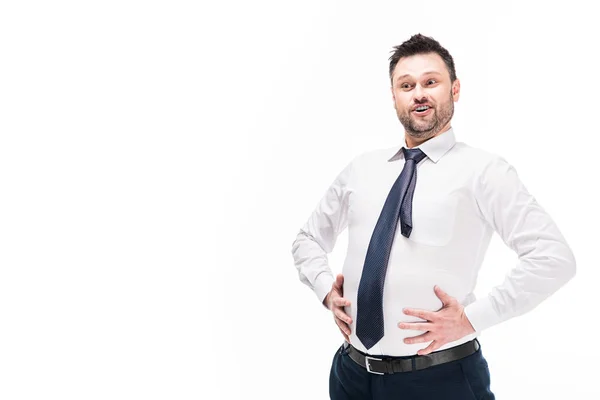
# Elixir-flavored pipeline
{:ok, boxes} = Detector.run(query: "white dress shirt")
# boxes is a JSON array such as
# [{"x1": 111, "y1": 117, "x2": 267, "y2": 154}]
[{"x1": 291, "y1": 127, "x2": 576, "y2": 356}]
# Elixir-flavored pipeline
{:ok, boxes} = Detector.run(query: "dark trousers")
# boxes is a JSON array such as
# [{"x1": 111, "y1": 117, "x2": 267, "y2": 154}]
[{"x1": 329, "y1": 341, "x2": 495, "y2": 400}]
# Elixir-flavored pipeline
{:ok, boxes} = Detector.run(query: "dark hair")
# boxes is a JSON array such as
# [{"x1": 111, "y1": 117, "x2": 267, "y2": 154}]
[{"x1": 388, "y1": 34, "x2": 457, "y2": 84}]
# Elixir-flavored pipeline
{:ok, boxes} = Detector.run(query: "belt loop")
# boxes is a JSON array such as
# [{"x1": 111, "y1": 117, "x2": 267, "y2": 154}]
[
  {"x1": 341, "y1": 341, "x2": 350, "y2": 355},
  {"x1": 386, "y1": 360, "x2": 394, "y2": 374},
  {"x1": 411, "y1": 357, "x2": 416, "y2": 371}
]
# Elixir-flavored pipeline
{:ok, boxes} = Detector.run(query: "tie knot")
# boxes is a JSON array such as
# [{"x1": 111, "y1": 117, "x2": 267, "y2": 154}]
[{"x1": 402, "y1": 147, "x2": 427, "y2": 163}]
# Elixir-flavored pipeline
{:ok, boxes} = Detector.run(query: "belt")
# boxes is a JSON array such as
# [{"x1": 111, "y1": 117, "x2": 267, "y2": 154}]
[{"x1": 345, "y1": 339, "x2": 480, "y2": 375}]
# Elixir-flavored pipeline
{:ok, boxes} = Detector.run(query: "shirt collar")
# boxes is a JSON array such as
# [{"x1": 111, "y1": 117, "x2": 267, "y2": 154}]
[{"x1": 387, "y1": 127, "x2": 457, "y2": 164}]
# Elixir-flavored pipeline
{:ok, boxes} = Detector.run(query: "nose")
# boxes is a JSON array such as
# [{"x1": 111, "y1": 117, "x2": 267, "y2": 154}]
[{"x1": 413, "y1": 83, "x2": 426, "y2": 101}]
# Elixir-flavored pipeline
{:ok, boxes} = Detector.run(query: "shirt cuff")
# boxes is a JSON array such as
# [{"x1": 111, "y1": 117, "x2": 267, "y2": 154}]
[
  {"x1": 314, "y1": 272, "x2": 335, "y2": 307},
  {"x1": 464, "y1": 295, "x2": 502, "y2": 333}
]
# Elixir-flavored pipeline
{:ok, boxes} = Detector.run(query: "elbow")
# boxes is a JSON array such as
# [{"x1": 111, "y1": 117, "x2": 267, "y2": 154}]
[
  {"x1": 291, "y1": 229, "x2": 309, "y2": 254},
  {"x1": 565, "y1": 248, "x2": 577, "y2": 282},
  {"x1": 554, "y1": 246, "x2": 577, "y2": 287},
  {"x1": 546, "y1": 238, "x2": 577, "y2": 286}
]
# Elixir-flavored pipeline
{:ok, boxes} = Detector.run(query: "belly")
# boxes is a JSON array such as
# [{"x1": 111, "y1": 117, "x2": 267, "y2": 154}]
[{"x1": 342, "y1": 269, "x2": 474, "y2": 356}]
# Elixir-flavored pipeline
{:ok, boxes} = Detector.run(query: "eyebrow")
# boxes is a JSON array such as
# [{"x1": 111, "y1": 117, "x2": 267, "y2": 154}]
[{"x1": 394, "y1": 71, "x2": 442, "y2": 83}]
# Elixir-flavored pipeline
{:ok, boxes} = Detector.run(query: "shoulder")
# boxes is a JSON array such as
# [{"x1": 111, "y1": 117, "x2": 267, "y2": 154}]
[
  {"x1": 334, "y1": 146, "x2": 398, "y2": 187},
  {"x1": 349, "y1": 145, "x2": 401, "y2": 167},
  {"x1": 451, "y1": 141, "x2": 512, "y2": 174},
  {"x1": 452, "y1": 142, "x2": 524, "y2": 196}
]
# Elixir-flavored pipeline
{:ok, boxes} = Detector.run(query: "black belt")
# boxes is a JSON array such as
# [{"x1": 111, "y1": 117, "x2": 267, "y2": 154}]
[{"x1": 345, "y1": 339, "x2": 480, "y2": 375}]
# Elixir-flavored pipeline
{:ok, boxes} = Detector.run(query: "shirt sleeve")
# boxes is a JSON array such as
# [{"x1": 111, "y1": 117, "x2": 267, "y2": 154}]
[
  {"x1": 464, "y1": 155, "x2": 576, "y2": 332},
  {"x1": 290, "y1": 158, "x2": 354, "y2": 307}
]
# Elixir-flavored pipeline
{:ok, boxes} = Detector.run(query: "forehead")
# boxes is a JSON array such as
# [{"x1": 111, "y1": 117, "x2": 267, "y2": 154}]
[{"x1": 392, "y1": 52, "x2": 448, "y2": 82}]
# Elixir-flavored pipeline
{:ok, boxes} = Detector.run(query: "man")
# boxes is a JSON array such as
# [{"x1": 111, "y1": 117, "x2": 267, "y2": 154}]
[{"x1": 290, "y1": 34, "x2": 576, "y2": 399}]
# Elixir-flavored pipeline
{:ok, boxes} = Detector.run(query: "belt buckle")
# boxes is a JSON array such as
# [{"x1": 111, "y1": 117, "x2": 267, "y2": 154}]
[{"x1": 364, "y1": 356, "x2": 384, "y2": 375}]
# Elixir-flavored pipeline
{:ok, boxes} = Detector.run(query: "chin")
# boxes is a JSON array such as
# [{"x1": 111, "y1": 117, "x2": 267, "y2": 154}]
[{"x1": 409, "y1": 125, "x2": 436, "y2": 136}]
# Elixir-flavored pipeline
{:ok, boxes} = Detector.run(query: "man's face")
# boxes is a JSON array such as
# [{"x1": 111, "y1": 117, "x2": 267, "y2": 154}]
[{"x1": 391, "y1": 52, "x2": 460, "y2": 141}]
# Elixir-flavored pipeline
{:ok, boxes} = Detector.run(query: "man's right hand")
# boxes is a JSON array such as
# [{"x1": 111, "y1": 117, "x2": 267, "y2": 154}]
[{"x1": 323, "y1": 274, "x2": 353, "y2": 343}]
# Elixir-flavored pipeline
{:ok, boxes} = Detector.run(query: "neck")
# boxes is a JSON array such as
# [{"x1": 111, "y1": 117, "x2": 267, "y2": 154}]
[{"x1": 404, "y1": 123, "x2": 452, "y2": 148}]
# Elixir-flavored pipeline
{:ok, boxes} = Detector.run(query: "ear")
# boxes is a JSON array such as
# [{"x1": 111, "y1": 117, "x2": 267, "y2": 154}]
[{"x1": 452, "y1": 79, "x2": 460, "y2": 101}]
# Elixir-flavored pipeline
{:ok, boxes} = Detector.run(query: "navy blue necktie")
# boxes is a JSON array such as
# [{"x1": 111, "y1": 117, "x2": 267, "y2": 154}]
[{"x1": 356, "y1": 147, "x2": 428, "y2": 349}]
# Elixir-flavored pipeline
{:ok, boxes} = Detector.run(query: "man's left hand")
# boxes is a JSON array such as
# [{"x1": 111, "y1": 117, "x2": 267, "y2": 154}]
[{"x1": 398, "y1": 285, "x2": 476, "y2": 355}]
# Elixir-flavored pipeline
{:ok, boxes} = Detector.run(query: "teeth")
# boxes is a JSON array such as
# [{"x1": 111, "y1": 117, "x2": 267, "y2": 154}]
[{"x1": 415, "y1": 106, "x2": 429, "y2": 111}]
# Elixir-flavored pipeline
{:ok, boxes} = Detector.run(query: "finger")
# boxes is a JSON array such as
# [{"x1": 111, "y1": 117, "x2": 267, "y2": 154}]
[
  {"x1": 334, "y1": 308, "x2": 353, "y2": 324},
  {"x1": 417, "y1": 340, "x2": 441, "y2": 356},
  {"x1": 335, "y1": 317, "x2": 351, "y2": 336},
  {"x1": 339, "y1": 328, "x2": 350, "y2": 343},
  {"x1": 403, "y1": 331, "x2": 434, "y2": 345},
  {"x1": 434, "y1": 285, "x2": 454, "y2": 306},
  {"x1": 333, "y1": 297, "x2": 351, "y2": 308},
  {"x1": 397, "y1": 322, "x2": 433, "y2": 331},
  {"x1": 334, "y1": 274, "x2": 344, "y2": 289},
  {"x1": 403, "y1": 308, "x2": 437, "y2": 321}
]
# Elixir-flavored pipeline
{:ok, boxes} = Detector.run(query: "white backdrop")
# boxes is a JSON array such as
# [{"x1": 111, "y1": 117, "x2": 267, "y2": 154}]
[{"x1": 0, "y1": 0, "x2": 597, "y2": 399}]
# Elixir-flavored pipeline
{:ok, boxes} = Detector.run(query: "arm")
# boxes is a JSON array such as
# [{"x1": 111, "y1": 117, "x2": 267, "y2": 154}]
[
  {"x1": 290, "y1": 158, "x2": 354, "y2": 306},
  {"x1": 463, "y1": 155, "x2": 576, "y2": 332}
]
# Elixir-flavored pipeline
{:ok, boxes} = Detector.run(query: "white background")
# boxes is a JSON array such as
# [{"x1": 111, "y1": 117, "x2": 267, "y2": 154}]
[{"x1": 0, "y1": 0, "x2": 598, "y2": 399}]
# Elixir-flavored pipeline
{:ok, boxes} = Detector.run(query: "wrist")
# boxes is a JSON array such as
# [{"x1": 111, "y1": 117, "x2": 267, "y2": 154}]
[
  {"x1": 323, "y1": 292, "x2": 331, "y2": 309},
  {"x1": 461, "y1": 310, "x2": 475, "y2": 334}
]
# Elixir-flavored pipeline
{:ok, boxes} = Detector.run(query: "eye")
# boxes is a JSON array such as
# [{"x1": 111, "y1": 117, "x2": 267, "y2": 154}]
[
  {"x1": 426, "y1": 79, "x2": 437, "y2": 85},
  {"x1": 400, "y1": 83, "x2": 412, "y2": 90}
]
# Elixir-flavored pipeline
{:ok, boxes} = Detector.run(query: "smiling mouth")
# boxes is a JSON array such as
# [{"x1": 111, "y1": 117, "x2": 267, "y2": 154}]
[
  {"x1": 412, "y1": 105, "x2": 433, "y2": 116},
  {"x1": 413, "y1": 105, "x2": 431, "y2": 113}
]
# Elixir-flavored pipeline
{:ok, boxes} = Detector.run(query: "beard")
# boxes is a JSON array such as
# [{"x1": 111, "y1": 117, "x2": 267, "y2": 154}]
[{"x1": 396, "y1": 91, "x2": 454, "y2": 140}]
